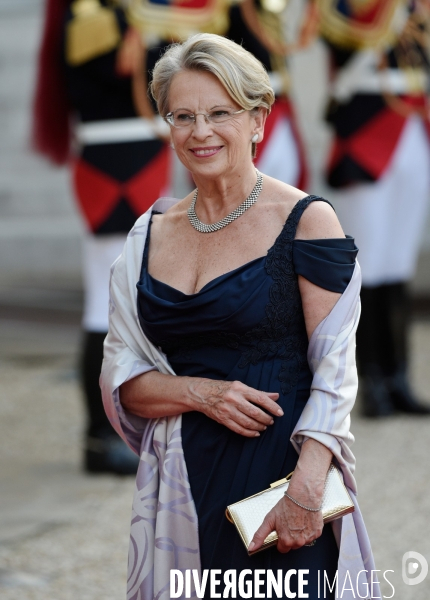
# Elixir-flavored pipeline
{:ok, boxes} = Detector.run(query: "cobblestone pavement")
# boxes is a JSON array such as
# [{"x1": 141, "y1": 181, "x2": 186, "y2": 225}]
[{"x1": 0, "y1": 310, "x2": 430, "y2": 600}]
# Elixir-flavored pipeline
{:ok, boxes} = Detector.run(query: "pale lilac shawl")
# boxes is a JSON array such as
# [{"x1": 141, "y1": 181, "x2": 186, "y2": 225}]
[{"x1": 100, "y1": 197, "x2": 380, "y2": 600}]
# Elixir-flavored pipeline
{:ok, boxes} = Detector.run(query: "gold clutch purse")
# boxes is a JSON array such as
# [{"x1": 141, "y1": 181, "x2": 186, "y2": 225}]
[{"x1": 226, "y1": 464, "x2": 354, "y2": 555}]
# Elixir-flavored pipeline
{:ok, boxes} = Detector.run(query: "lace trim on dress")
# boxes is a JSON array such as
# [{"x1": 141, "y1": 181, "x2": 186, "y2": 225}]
[{"x1": 238, "y1": 195, "x2": 332, "y2": 394}]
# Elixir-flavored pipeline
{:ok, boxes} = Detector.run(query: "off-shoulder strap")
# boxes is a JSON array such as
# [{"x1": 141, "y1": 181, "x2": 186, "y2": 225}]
[
  {"x1": 293, "y1": 236, "x2": 358, "y2": 293},
  {"x1": 283, "y1": 195, "x2": 335, "y2": 242}
]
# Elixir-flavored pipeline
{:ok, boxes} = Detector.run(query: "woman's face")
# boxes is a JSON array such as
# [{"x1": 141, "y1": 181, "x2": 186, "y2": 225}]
[{"x1": 167, "y1": 69, "x2": 265, "y2": 181}]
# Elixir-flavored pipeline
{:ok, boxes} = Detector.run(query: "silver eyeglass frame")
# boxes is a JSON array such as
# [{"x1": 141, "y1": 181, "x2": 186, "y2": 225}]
[{"x1": 164, "y1": 108, "x2": 246, "y2": 128}]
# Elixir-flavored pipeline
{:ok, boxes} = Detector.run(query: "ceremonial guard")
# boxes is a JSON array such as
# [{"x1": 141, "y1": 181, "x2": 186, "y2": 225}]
[
  {"x1": 119, "y1": 0, "x2": 319, "y2": 189},
  {"x1": 33, "y1": 0, "x2": 171, "y2": 472},
  {"x1": 319, "y1": 0, "x2": 430, "y2": 416},
  {"x1": 226, "y1": 0, "x2": 319, "y2": 187}
]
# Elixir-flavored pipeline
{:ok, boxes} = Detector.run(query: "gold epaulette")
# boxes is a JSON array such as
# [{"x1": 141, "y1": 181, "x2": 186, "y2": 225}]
[
  {"x1": 127, "y1": 0, "x2": 232, "y2": 41},
  {"x1": 318, "y1": 0, "x2": 406, "y2": 50},
  {"x1": 66, "y1": 0, "x2": 121, "y2": 66}
]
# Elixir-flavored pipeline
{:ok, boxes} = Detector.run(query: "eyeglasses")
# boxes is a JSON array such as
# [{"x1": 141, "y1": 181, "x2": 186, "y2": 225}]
[{"x1": 164, "y1": 107, "x2": 246, "y2": 128}]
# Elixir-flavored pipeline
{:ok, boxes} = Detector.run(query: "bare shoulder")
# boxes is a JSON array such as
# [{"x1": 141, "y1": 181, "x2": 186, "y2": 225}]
[
  {"x1": 260, "y1": 176, "x2": 345, "y2": 239},
  {"x1": 295, "y1": 197, "x2": 345, "y2": 240},
  {"x1": 151, "y1": 194, "x2": 191, "y2": 230},
  {"x1": 260, "y1": 175, "x2": 308, "y2": 221},
  {"x1": 148, "y1": 194, "x2": 196, "y2": 256}
]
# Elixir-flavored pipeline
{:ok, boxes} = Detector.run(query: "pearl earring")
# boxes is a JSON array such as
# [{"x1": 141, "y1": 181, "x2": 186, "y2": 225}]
[{"x1": 251, "y1": 134, "x2": 259, "y2": 143}]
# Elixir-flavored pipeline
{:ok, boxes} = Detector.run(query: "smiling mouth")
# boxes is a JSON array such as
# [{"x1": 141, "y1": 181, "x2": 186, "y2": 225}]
[{"x1": 190, "y1": 146, "x2": 223, "y2": 157}]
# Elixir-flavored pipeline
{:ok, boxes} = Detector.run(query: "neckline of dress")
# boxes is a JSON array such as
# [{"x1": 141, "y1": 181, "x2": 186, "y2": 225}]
[
  {"x1": 147, "y1": 254, "x2": 266, "y2": 297},
  {"x1": 144, "y1": 194, "x2": 314, "y2": 297}
]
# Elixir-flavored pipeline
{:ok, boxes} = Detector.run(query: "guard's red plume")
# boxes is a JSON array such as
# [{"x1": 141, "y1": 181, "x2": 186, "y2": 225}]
[{"x1": 32, "y1": 0, "x2": 71, "y2": 165}]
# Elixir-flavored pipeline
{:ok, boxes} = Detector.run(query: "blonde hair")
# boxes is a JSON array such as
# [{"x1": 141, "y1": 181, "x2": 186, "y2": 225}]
[{"x1": 151, "y1": 33, "x2": 275, "y2": 156}]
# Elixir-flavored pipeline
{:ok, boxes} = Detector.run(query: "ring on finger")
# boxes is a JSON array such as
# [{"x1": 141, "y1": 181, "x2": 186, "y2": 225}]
[{"x1": 305, "y1": 540, "x2": 316, "y2": 547}]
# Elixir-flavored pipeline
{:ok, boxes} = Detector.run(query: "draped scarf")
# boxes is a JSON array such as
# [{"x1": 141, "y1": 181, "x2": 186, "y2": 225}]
[{"x1": 100, "y1": 196, "x2": 380, "y2": 600}]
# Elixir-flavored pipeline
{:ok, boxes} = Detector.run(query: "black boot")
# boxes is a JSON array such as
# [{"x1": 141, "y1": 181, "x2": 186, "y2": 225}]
[
  {"x1": 81, "y1": 331, "x2": 139, "y2": 474},
  {"x1": 359, "y1": 364, "x2": 394, "y2": 418},
  {"x1": 356, "y1": 287, "x2": 395, "y2": 417},
  {"x1": 358, "y1": 284, "x2": 430, "y2": 416},
  {"x1": 84, "y1": 432, "x2": 140, "y2": 475},
  {"x1": 381, "y1": 284, "x2": 430, "y2": 414},
  {"x1": 386, "y1": 369, "x2": 430, "y2": 414}
]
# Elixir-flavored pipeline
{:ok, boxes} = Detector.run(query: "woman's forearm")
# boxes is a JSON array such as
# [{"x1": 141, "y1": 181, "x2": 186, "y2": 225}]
[
  {"x1": 287, "y1": 438, "x2": 333, "y2": 504},
  {"x1": 120, "y1": 372, "x2": 283, "y2": 437},
  {"x1": 120, "y1": 371, "x2": 202, "y2": 418}
]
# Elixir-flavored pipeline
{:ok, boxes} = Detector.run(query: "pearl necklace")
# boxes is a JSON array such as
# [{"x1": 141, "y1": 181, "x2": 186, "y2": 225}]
[{"x1": 187, "y1": 170, "x2": 263, "y2": 233}]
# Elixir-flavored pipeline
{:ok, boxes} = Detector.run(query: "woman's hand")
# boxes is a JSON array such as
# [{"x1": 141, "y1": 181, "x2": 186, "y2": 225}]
[
  {"x1": 248, "y1": 438, "x2": 333, "y2": 552},
  {"x1": 249, "y1": 482, "x2": 324, "y2": 553},
  {"x1": 189, "y1": 379, "x2": 282, "y2": 437}
]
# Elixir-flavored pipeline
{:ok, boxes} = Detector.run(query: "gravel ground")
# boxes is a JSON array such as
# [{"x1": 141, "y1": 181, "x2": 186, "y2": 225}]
[
  {"x1": 0, "y1": 319, "x2": 430, "y2": 599},
  {"x1": 0, "y1": 356, "x2": 133, "y2": 599},
  {"x1": 1, "y1": 2, "x2": 429, "y2": 598}
]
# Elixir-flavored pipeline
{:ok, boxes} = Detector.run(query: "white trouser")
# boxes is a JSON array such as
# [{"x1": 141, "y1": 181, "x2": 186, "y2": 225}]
[
  {"x1": 82, "y1": 235, "x2": 127, "y2": 332},
  {"x1": 256, "y1": 116, "x2": 301, "y2": 187},
  {"x1": 333, "y1": 115, "x2": 430, "y2": 286}
]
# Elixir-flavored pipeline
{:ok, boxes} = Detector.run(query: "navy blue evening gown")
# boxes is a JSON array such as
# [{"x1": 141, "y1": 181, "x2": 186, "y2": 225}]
[{"x1": 137, "y1": 196, "x2": 358, "y2": 598}]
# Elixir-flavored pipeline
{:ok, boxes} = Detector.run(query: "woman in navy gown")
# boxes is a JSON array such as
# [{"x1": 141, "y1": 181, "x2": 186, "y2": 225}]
[{"x1": 118, "y1": 34, "x2": 359, "y2": 598}]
